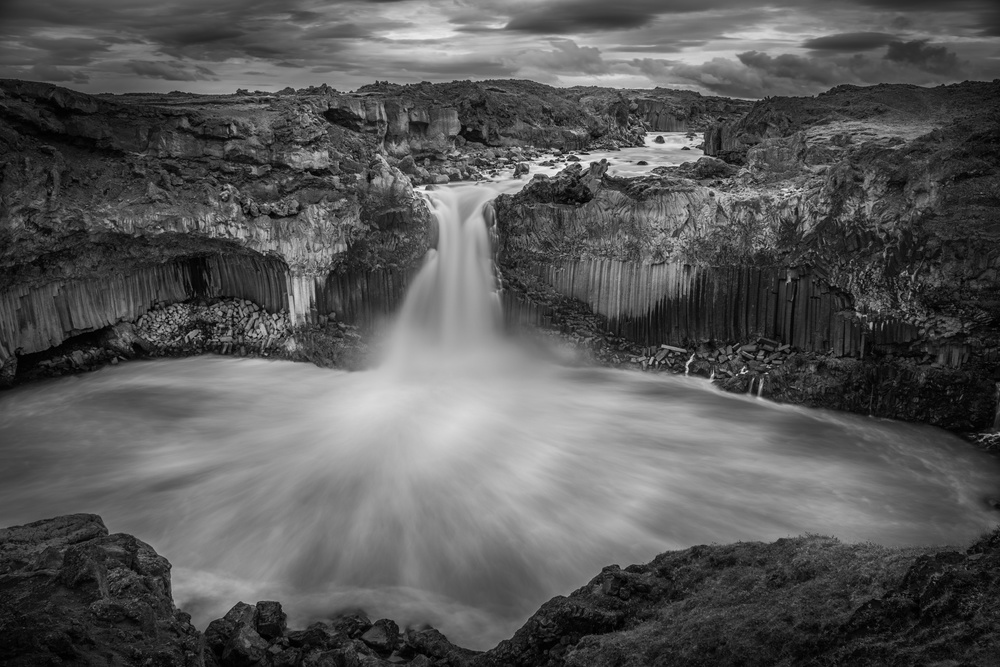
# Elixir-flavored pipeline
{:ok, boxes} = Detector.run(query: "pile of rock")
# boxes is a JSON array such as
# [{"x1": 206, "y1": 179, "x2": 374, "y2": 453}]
[
  {"x1": 634, "y1": 337, "x2": 795, "y2": 378},
  {"x1": 391, "y1": 146, "x2": 572, "y2": 186},
  {"x1": 135, "y1": 298, "x2": 291, "y2": 357},
  {"x1": 23, "y1": 346, "x2": 118, "y2": 380},
  {"x1": 204, "y1": 601, "x2": 478, "y2": 667}
]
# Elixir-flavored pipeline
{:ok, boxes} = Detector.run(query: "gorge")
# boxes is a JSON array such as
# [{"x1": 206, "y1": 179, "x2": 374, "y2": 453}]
[{"x1": 2, "y1": 76, "x2": 1000, "y2": 666}]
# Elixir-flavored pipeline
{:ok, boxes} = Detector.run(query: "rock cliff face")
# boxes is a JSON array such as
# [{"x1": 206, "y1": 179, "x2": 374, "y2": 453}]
[
  {"x1": 625, "y1": 87, "x2": 754, "y2": 132},
  {"x1": 4, "y1": 515, "x2": 1000, "y2": 666},
  {"x1": 354, "y1": 79, "x2": 647, "y2": 150},
  {"x1": 0, "y1": 79, "x2": 435, "y2": 368},
  {"x1": 495, "y1": 80, "x2": 1000, "y2": 429},
  {"x1": 0, "y1": 514, "x2": 202, "y2": 666},
  {"x1": 0, "y1": 78, "x2": 739, "y2": 374}
]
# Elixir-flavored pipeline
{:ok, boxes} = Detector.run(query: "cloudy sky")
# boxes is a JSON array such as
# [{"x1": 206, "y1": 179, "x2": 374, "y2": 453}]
[{"x1": 1, "y1": 0, "x2": 998, "y2": 98}]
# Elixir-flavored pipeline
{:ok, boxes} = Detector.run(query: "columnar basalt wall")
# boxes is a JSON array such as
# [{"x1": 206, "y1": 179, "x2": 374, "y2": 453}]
[
  {"x1": 527, "y1": 259, "x2": 920, "y2": 356},
  {"x1": 317, "y1": 269, "x2": 413, "y2": 330},
  {"x1": 0, "y1": 254, "x2": 290, "y2": 361}
]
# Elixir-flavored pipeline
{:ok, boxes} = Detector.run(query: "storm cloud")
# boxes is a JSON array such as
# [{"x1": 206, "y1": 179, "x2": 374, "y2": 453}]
[
  {"x1": 0, "y1": 0, "x2": 995, "y2": 95},
  {"x1": 803, "y1": 32, "x2": 897, "y2": 52}
]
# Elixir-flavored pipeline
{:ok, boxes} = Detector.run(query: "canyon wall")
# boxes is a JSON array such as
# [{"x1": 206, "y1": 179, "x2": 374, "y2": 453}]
[
  {"x1": 629, "y1": 89, "x2": 755, "y2": 133},
  {"x1": 0, "y1": 78, "x2": 746, "y2": 368},
  {"x1": 0, "y1": 79, "x2": 434, "y2": 364},
  {"x1": 495, "y1": 80, "x2": 1000, "y2": 428}
]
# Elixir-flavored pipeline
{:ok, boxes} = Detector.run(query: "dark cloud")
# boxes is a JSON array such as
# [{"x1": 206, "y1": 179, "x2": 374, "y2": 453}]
[
  {"x1": 884, "y1": 39, "x2": 963, "y2": 74},
  {"x1": 29, "y1": 64, "x2": 89, "y2": 83},
  {"x1": 503, "y1": 0, "x2": 731, "y2": 34},
  {"x1": 0, "y1": 0, "x2": 996, "y2": 93},
  {"x1": 305, "y1": 23, "x2": 374, "y2": 40},
  {"x1": 849, "y1": 0, "x2": 985, "y2": 10},
  {"x1": 512, "y1": 39, "x2": 611, "y2": 75},
  {"x1": 613, "y1": 45, "x2": 686, "y2": 54},
  {"x1": 736, "y1": 51, "x2": 843, "y2": 86},
  {"x1": 149, "y1": 27, "x2": 247, "y2": 47},
  {"x1": 803, "y1": 32, "x2": 897, "y2": 52},
  {"x1": 983, "y1": 12, "x2": 1000, "y2": 37},
  {"x1": 22, "y1": 36, "x2": 114, "y2": 64},
  {"x1": 127, "y1": 60, "x2": 218, "y2": 81},
  {"x1": 665, "y1": 39, "x2": 969, "y2": 98}
]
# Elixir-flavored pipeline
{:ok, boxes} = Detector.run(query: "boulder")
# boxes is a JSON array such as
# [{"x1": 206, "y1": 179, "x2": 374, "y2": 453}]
[{"x1": 0, "y1": 514, "x2": 201, "y2": 666}]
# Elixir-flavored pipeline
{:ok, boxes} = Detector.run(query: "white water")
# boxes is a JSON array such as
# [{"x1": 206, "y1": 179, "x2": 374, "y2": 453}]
[
  {"x1": 1, "y1": 143, "x2": 1000, "y2": 650},
  {"x1": 525, "y1": 131, "x2": 702, "y2": 179}
]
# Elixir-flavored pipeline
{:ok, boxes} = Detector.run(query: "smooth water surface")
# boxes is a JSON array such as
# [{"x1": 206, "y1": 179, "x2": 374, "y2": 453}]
[{"x1": 2, "y1": 352, "x2": 999, "y2": 649}]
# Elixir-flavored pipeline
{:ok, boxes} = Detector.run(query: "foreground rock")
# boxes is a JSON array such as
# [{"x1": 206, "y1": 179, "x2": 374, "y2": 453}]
[
  {"x1": 0, "y1": 514, "x2": 201, "y2": 666},
  {"x1": 4, "y1": 515, "x2": 1000, "y2": 666}
]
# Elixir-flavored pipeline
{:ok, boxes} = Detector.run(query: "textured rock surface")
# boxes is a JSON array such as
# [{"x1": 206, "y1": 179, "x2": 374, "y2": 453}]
[
  {"x1": 476, "y1": 531, "x2": 1000, "y2": 667},
  {"x1": 0, "y1": 78, "x2": 748, "y2": 367},
  {"x1": 0, "y1": 78, "x2": 433, "y2": 361},
  {"x1": 495, "y1": 81, "x2": 1000, "y2": 428},
  {"x1": 0, "y1": 514, "x2": 202, "y2": 666},
  {"x1": 5, "y1": 515, "x2": 1000, "y2": 666}
]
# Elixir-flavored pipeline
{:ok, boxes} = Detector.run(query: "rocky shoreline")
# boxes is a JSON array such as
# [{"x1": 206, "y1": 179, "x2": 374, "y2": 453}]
[{"x1": 3, "y1": 513, "x2": 1000, "y2": 666}]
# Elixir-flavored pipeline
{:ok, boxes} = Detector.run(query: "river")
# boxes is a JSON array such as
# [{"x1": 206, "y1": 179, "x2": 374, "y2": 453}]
[{"x1": 1, "y1": 134, "x2": 998, "y2": 650}]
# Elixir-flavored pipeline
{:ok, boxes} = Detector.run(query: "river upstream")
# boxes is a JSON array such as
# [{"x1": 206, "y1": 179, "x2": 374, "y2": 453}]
[{"x1": 1, "y1": 134, "x2": 999, "y2": 650}]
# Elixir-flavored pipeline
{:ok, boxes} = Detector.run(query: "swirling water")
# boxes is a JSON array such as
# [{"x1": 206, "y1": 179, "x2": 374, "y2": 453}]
[{"x1": 2, "y1": 160, "x2": 1000, "y2": 651}]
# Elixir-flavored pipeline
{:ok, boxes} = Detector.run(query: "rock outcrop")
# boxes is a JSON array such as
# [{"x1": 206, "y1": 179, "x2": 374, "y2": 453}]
[
  {"x1": 0, "y1": 514, "x2": 202, "y2": 666},
  {"x1": 495, "y1": 80, "x2": 1000, "y2": 429},
  {"x1": 4, "y1": 515, "x2": 1000, "y2": 666},
  {"x1": 623, "y1": 87, "x2": 754, "y2": 133},
  {"x1": 354, "y1": 79, "x2": 646, "y2": 150},
  {"x1": 0, "y1": 79, "x2": 432, "y2": 367}
]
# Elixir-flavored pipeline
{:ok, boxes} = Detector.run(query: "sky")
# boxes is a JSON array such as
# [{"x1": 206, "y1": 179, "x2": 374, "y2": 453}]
[{"x1": 0, "y1": 0, "x2": 998, "y2": 98}]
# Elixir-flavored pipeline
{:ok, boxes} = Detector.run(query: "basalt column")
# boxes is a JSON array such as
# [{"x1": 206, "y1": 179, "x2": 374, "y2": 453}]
[{"x1": 0, "y1": 253, "x2": 291, "y2": 361}]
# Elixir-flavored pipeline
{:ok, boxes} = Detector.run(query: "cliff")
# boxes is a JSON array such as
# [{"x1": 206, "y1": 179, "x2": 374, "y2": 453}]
[
  {"x1": 0, "y1": 78, "x2": 749, "y2": 378},
  {"x1": 4, "y1": 514, "x2": 999, "y2": 666},
  {"x1": 494, "y1": 80, "x2": 1000, "y2": 430},
  {"x1": 569, "y1": 85, "x2": 755, "y2": 133},
  {"x1": 0, "y1": 79, "x2": 438, "y2": 374}
]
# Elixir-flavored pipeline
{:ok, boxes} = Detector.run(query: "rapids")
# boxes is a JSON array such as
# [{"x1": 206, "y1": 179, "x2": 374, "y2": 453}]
[{"x1": 2, "y1": 140, "x2": 1000, "y2": 650}]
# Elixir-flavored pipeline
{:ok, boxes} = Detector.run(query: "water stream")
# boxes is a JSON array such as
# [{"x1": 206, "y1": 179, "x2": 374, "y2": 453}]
[{"x1": 2, "y1": 139, "x2": 1000, "y2": 650}]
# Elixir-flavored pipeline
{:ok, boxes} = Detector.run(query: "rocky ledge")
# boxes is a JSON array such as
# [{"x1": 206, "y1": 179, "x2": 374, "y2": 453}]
[
  {"x1": 3, "y1": 514, "x2": 1000, "y2": 666},
  {"x1": 495, "y1": 80, "x2": 1000, "y2": 431}
]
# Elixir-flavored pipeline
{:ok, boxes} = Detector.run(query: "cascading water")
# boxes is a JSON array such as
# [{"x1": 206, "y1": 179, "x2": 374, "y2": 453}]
[
  {"x1": 2, "y1": 179, "x2": 1000, "y2": 650},
  {"x1": 382, "y1": 186, "x2": 504, "y2": 370}
]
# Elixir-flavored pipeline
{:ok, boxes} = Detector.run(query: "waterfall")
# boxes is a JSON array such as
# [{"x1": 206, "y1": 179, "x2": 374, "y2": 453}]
[{"x1": 382, "y1": 185, "x2": 506, "y2": 371}]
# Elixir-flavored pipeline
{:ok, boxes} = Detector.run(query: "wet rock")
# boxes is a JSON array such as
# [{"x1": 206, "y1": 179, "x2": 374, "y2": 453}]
[
  {"x1": 255, "y1": 600, "x2": 287, "y2": 640},
  {"x1": 221, "y1": 625, "x2": 269, "y2": 667},
  {"x1": 360, "y1": 618, "x2": 400, "y2": 653},
  {"x1": 653, "y1": 135, "x2": 665, "y2": 144},
  {"x1": 0, "y1": 514, "x2": 201, "y2": 666},
  {"x1": 0, "y1": 354, "x2": 16, "y2": 387}
]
